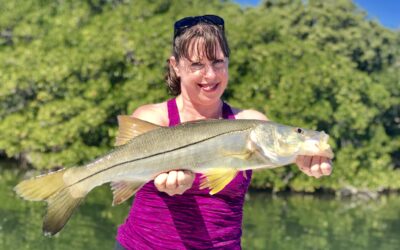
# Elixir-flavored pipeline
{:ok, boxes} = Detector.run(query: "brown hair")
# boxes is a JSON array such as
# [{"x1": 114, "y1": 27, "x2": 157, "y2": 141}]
[{"x1": 165, "y1": 23, "x2": 230, "y2": 96}]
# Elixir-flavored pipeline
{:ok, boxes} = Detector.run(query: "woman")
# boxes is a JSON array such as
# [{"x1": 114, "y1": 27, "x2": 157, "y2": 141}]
[{"x1": 116, "y1": 15, "x2": 332, "y2": 249}]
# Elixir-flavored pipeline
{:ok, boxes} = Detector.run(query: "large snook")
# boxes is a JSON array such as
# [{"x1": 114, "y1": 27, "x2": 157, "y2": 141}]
[{"x1": 14, "y1": 116, "x2": 333, "y2": 236}]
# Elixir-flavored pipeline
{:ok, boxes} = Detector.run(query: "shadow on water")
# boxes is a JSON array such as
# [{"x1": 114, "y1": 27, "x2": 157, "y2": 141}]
[{"x1": 1, "y1": 161, "x2": 400, "y2": 250}]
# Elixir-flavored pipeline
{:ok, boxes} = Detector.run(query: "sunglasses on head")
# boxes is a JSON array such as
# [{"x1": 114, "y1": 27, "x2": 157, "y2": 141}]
[{"x1": 174, "y1": 15, "x2": 225, "y2": 38}]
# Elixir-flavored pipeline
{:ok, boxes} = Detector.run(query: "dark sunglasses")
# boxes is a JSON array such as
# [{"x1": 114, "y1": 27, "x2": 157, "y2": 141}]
[{"x1": 174, "y1": 15, "x2": 225, "y2": 38}]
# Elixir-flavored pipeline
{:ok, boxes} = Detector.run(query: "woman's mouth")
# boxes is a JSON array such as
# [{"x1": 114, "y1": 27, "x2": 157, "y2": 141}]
[{"x1": 198, "y1": 83, "x2": 219, "y2": 92}]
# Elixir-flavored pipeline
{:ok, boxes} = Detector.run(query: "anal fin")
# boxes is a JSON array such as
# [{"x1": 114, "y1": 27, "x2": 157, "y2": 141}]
[
  {"x1": 111, "y1": 181, "x2": 145, "y2": 206},
  {"x1": 199, "y1": 168, "x2": 239, "y2": 195}
]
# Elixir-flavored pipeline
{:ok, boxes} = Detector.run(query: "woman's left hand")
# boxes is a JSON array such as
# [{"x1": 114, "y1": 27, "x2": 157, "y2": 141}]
[{"x1": 295, "y1": 155, "x2": 333, "y2": 178}]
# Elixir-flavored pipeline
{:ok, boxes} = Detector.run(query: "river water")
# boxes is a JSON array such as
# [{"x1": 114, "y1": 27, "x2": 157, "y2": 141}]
[{"x1": 1, "y1": 163, "x2": 399, "y2": 250}]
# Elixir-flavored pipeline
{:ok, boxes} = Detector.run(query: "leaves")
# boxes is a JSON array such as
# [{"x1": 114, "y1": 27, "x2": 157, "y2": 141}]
[{"x1": 0, "y1": 0, "x2": 399, "y2": 191}]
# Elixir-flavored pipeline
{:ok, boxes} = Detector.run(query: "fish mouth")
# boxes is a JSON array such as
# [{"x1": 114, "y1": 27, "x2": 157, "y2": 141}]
[
  {"x1": 319, "y1": 133, "x2": 334, "y2": 159},
  {"x1": 303, "y1": 132, "x2": 334, "y2": 159},
  {"x1": 198, "y1": 83, "x2": 219, "y2": 92}
]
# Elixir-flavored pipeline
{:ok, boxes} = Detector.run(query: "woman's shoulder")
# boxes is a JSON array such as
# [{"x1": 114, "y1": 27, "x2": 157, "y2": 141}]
[
  {"x1": 230, "y1": 106, "x2": 268, "y2": 121},
  {"x1": 131, "y1": 101, "x2": 169, "y2": 126}
]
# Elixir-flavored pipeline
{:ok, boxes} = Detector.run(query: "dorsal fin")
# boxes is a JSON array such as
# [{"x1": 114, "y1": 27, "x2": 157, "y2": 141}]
[{"x1": 115, "y1": 116, "x2": 160, "y2": 146}]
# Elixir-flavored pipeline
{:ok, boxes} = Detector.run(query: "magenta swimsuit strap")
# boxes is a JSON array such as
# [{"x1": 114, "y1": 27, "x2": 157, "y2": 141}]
[{"x1": 167, "y1": 98, "x2": 181, "y2": 126}]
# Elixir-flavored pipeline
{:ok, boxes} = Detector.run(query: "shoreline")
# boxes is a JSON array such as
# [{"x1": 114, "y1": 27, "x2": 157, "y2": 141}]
[{"x1": 2, "y1": 158, "x2": 399, "y2": 198}]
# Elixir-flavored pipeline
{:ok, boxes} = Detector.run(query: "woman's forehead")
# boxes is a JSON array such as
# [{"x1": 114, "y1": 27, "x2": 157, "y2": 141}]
[{"x1": 183, "y1": 38, "x2": 224, "y2": 61}]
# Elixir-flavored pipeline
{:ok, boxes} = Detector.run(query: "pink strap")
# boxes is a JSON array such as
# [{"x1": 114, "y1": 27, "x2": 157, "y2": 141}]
[
  {"x1": 222, "y1": 102, "x2": 235, "y2": 120},
  {"x1": 167, "y1": 98, "x2": 181, "y2": 126}
]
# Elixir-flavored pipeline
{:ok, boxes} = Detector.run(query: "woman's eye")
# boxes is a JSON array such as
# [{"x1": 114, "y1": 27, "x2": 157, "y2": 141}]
[
  {"x1": 190, "y1": 63, "x2": 204, "y2": 70},
  {"x1": 213, "y1": 60, "x2": 225, "y2": 68}
]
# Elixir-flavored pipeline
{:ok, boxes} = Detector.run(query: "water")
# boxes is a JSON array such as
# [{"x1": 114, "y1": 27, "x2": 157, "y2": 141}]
[
  {"x1": 242, "y1": 193, "x2": 400, "y2": 250},
  {"x1": 1, "y1": 162, "x2": 400, "y2": 250}
]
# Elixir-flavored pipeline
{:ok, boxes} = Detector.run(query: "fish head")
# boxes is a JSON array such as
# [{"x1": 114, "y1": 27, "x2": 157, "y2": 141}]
[
  {"x1": 296, "y1": 128, "x2": 334, "y2": 159},
  {"x1": 250, "y1": 122, "x2": 334, "y2": 164}
]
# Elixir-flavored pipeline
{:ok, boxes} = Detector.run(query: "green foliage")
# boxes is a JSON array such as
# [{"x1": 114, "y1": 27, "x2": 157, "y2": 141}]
[
  {"x1": 0, "y1": 0, "x2": 399, "y2": 191},
  {"x1": 226, "y1": 0, "x2": 400, "y2": 191}
]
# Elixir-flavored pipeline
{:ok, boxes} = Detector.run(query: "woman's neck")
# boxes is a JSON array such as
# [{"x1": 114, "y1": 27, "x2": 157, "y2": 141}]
[{"x1": 175, "y1": 95, "x2": 223, "y2": 122}]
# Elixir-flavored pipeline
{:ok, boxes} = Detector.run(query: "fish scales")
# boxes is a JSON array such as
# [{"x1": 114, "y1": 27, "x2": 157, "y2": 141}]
[{"x1": 74, "y1": 120, "x2": 261, "y2": 187}]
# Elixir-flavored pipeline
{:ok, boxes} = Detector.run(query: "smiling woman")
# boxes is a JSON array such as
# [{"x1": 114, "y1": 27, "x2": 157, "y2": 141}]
[{"x1": 114, "y1": 15, "x2": 332, "y2": 250}]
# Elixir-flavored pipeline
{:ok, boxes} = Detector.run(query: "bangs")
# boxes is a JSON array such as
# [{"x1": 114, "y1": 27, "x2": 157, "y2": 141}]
[
  {"x1": 174, "y1": 24, "x2": 230, "y2": 61},
  {"x1": 183, "y1": 37, "x2": 220, "y2": 61}
]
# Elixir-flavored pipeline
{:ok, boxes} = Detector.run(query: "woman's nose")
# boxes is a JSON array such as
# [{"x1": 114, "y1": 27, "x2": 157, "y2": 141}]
[{"x1": 204, "y1": 64, "x2": 217, "y2": 78}]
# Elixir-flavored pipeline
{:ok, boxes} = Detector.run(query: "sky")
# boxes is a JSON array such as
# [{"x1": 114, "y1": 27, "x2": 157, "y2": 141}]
[{"x1": 234, "y1": 0, "x2": 400, "y2": 30}]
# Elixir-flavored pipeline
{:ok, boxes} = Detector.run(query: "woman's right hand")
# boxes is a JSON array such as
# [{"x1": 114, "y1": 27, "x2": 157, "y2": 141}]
[{"x1": 154, "y1": 170, "x2": 195, "y2": 196}]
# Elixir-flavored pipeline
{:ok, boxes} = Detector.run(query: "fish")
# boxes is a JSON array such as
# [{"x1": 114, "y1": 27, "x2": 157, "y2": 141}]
[{"x1": 14, "y1": 116, "x2": 334, "y2": 236}]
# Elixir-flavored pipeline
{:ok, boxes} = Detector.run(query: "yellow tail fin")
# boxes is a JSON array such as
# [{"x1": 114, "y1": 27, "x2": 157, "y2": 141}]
[
  {"x1": 14, "y1": 169, "x2": 67, "y2": 201},
  {"x1": 43, "y1": 188, "x2": 84, "y2": 236},
  {"x1": 14, "y1": 168, "x2": 84, "y2": 236}
]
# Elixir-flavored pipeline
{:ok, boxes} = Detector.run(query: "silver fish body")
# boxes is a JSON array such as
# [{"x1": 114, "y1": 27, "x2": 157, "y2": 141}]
[
  {"x1": 73, "y1": 120, "x2": 266, "y2": 188},
  {"x1": 15, "y1": 117, "x2": 333, "y2": 236}
]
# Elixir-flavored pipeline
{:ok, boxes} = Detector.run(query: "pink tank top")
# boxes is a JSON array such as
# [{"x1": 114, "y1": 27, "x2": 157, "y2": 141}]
[{"x1": 116, "y1": 99, "x2": 252, "y2": 249}]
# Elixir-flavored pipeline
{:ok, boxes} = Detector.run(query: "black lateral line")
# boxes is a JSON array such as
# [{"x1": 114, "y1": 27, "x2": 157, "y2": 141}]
[{"x1": 71, "y1": 128, "x2": 252, "y2": 185}]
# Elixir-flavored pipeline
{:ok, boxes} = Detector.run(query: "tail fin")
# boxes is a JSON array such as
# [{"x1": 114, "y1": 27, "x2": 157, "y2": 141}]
[
  {"x1": 43, "y1": 188, "x2": 84, "y2": 236},
  {"x1": 14, "y1": 169, "x2": 67, "y2": 201},
  {"x1": 14, "y1": 168, "x2": 84, "y2": 236}
]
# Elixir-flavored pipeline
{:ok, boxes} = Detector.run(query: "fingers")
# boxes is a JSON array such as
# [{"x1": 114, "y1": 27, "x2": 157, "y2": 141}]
[
  {"x1": 176, "y1": 170, "x2": 195, "y2": 194},
  {"x1": 320, "y1": 157, "x2": 333, "y2": 175},
  {"x1": 177, "y1": 170, "x2": 194, "y2": 187},
  {"x1": 296, "y1": 155, "x2": 333, "y2": 179},
  {"x1": 166, "y1": 170, "x2": 178, "y2": 190},
  {"x1": 296, "y1": 155, "x2": 312, "y2": 176},
  {"x1": 310, "y1": 156, "x2": 322, "y2": 178},
  {"x1": 154, "y1": 172, "x2": 169, "y2": 192},
  {"x1": 154, "y1": 170, "x2": 195, "y2": 196}
]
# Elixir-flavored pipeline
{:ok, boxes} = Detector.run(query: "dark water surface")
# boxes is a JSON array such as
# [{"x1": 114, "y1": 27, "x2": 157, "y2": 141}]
[{"x1": 1, "y1": 162, "x2": 399, "y2": 250}]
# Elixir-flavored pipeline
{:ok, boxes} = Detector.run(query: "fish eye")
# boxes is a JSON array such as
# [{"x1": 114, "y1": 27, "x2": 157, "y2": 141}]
[{"x1": 295, "y1": 128, "x2": 304, "y2": 134}]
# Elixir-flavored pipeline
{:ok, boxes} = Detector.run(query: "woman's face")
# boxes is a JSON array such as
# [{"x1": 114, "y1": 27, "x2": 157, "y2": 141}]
[{"x1": 172, "y1": 39, "x2": 229, "y2": 105}]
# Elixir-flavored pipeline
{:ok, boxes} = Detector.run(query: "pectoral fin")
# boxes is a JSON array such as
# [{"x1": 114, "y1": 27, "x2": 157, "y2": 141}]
[
  {"x1": 199, "y1": 168, "x2": 239, "y2": 195},
  {"x1": 220, "y1": 147, "x2": 254, "y2": 160},
  {"x1": 110, "y1": 181, "x2": 145, "y2": 206}
]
